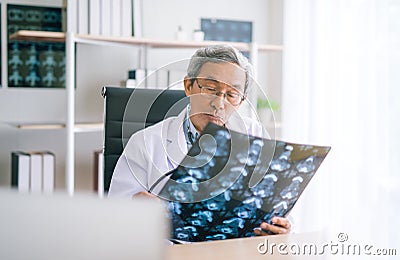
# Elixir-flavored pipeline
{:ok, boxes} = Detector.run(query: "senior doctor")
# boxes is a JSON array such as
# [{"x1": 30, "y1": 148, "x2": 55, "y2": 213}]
[{"x1": 108, "y1": 45, "x2": 291, "y2": 236}]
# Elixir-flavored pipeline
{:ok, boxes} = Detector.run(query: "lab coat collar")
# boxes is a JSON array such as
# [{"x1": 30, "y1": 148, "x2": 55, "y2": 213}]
[
  {"x1": 162, "y1": 108, "x2": 255, "y2": 169},
  {"x1": 163, "y1": 109, "x2": 188, "y2": 169}
]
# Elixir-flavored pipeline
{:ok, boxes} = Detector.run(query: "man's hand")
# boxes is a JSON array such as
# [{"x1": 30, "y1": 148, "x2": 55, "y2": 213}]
[{"x1": 254, "y1": 217, "x2": 291, "y2": 236}]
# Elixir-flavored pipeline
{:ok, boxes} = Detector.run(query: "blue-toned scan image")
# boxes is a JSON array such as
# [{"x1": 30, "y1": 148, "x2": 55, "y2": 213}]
[
  {"x1": 7, "y1": 4, "x2": 65, "y2": 88},
  {"x1": 201, "y1": 18, "x2": 252, "y2": 43},
  {"x1": 160, "y1": 123, "x2": 331, "y2": 242}
]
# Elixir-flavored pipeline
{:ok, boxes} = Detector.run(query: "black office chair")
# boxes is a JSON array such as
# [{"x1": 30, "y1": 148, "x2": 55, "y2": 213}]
[{"x1": 101, "y1": 86, "x2": 188, "y2": 192}]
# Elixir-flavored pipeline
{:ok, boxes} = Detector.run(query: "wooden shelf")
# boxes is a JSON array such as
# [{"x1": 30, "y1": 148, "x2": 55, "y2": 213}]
[
  {"x1": 14, "y1": 122, "x2": 65, "y2": 130},
  {"x1": 76, "y1": 34, "x2": 283, "y2": 52},
  {"x1": 10, "y1": 30, "x2": 283, "y2": 52},
  {"x1": 12, "y1": 122, "x2": 103, "y2": 132},
  {"x1": 9, "y1": 30, "x2": 66, "y2": 43}
]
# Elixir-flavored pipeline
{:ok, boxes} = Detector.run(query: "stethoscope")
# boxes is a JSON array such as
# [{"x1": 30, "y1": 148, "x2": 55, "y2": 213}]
[{"x1": 148, "y1": 107, "x2": 197, "y2": 193}]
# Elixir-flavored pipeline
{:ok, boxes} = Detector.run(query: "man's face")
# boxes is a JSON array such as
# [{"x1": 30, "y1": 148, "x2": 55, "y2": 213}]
[{"x1": 184, "y1": 62, "x2": 246, "y2": 133}]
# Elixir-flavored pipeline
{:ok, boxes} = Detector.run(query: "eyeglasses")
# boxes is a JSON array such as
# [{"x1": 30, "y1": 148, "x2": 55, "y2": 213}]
[{"x1": 195, "y1": 78, "x2": 245, "y2": 106}]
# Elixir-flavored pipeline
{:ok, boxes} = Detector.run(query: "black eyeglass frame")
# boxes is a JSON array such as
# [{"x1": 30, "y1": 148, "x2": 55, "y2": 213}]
[{"x1": 194, "y1": 78, "x2": 245, "y2": 106}]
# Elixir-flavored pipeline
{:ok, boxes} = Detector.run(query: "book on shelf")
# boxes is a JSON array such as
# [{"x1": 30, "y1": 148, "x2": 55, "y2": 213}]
[
  {"x1": 121, "y1": 0, "x2": 133, "y2": 37},
  {"x1": 133, "y1": 0, "x2": 142, "y2": 37},
  {"x1": 93, "y1": 150, "x2": 104, "y2": 197},
  {"x1": 66, "y1": 0, "x2": 78, "y2": 33},
  {"x1": 63, "y1": 0, "x2": 134, "y2": 37},
  {"x1": 42, "y1": 151, "x2": 55, "y2": 194},
  {"x1": 29, "y1": 152, "x2": 43, "y2": 193},
  {"x1": 100, "y1": 0, "x2": 112, "y2": 36},
  {"x1": 111, "y1": 0, "x2": 122, "y2": 37},
  {"x1": 78, "y1": 0, "x2": 89, "y2": 34},
  {"x1": 11, "y1": 151, "x2": 55, "y2": 194},
  {"x1": 89, "y1": 0, "x2": 101, "y2": 35},
  {"x1": 11, "y1": 152, "x2": 30, "y2": 193}
]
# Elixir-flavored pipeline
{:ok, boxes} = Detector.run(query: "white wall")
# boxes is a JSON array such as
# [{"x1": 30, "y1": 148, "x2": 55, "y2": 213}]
[
  {"x1": 141, "y1": 0, "x2": 269, "y2": 42},
  {"x1": 0, "y1": 0, "x2": 283, "y2": 191}
]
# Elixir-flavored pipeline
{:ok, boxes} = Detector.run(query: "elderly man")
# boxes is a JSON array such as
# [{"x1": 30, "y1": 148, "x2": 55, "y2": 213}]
[{"x1": 109, "y1": 44, "x2": 291, "y2": 237}]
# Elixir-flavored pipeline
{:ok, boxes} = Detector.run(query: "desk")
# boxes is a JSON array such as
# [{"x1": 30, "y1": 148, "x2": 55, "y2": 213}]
[{"x1": 167, "y1": 232, "x2": 329, "y2": 260}]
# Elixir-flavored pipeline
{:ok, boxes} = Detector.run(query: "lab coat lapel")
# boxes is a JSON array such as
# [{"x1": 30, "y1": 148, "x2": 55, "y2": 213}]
[{"x1": 163, "y1": 109, "x2": 188, "y2": 169}]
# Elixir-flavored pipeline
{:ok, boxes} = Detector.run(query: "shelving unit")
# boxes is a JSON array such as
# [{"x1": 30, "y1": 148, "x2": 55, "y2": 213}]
[
  {"x1": 10, "y1": 30, "x2": 283, "y2": 195},
  {"x1": 10, "y1": 30, "x2": 284, "y2": 51}
]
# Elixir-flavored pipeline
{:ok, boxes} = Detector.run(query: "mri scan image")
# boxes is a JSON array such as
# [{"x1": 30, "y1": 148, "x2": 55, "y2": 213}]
[{"x1": 159, "y1": 123, "x2": 331, "y2": 242}]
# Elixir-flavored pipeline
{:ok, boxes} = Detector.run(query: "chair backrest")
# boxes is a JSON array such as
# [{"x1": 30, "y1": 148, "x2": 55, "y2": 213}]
[{"x1": 102, "y1": 86, "x2": 188, "y2": 192}]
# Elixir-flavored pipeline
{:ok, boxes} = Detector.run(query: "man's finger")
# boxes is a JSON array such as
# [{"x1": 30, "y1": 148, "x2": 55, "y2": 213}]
[
  {"x1": 271, "y1": 217, "x2": 291, "y2": 229},
  {"x1": 260, "y1": 222, "x2": 290, "y2": 235}
]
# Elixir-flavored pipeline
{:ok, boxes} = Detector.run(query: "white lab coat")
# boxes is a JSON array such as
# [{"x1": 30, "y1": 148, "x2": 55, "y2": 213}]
[{"x1": 108, "y1": 108, "x2": 265, "y2": 198}]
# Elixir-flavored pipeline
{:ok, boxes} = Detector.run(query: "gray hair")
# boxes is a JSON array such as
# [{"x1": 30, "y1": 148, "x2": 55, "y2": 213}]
[{"x1": 186, "y1": 45, "x2": 254, "y2": 93}]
